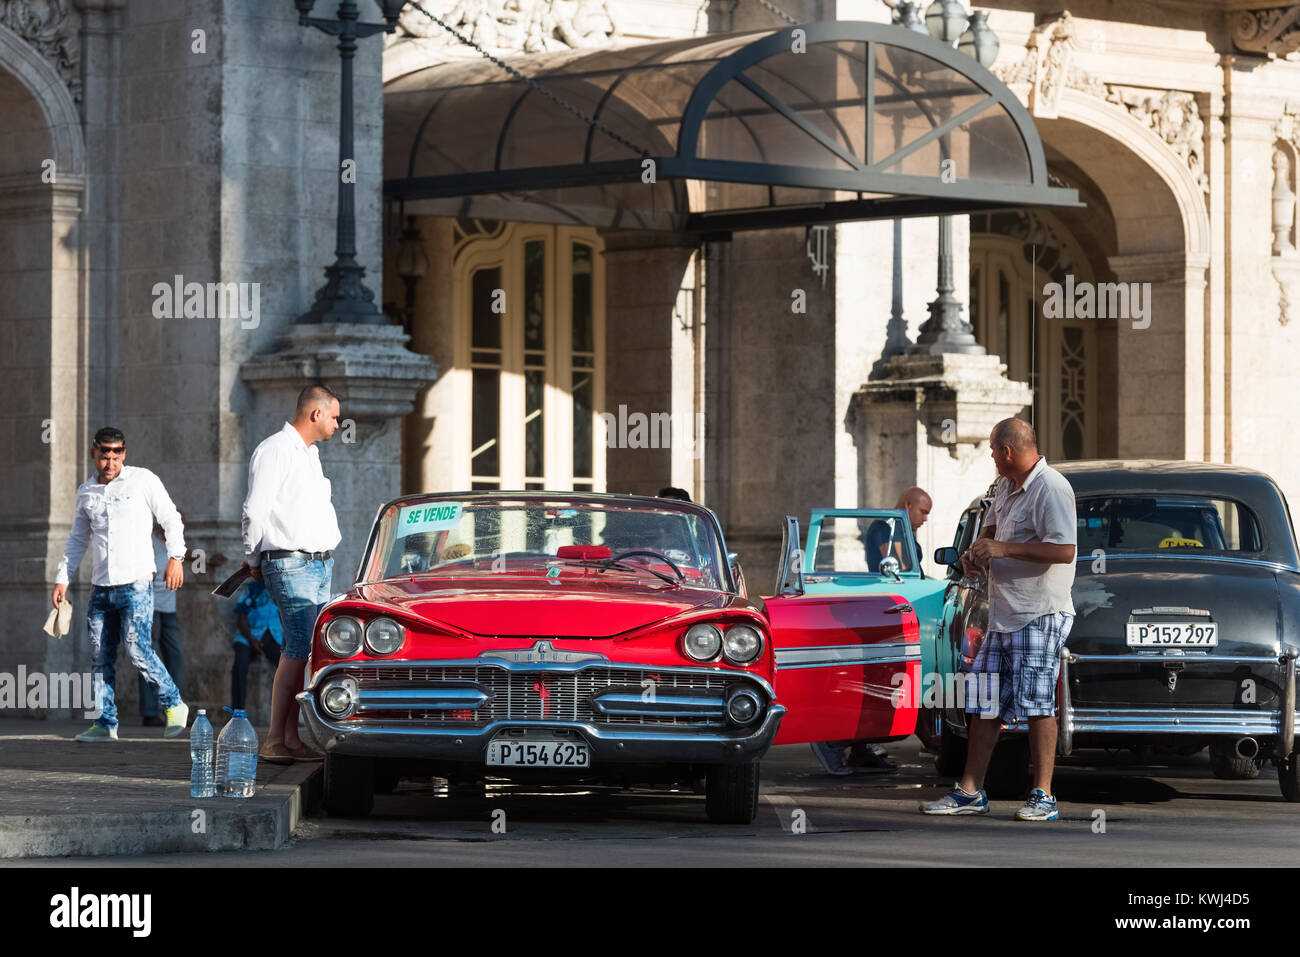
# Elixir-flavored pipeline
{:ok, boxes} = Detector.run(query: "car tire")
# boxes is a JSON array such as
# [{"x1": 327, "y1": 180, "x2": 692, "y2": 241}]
[
  {"x1": 372, "y1": 760, "x2": 401, "y2": 795},
  {"x1": 934, "y1": 722, "x2": 968, "y2": 778},
  {"x1": 324, "y1": 753, "x2": 375, "y2": 817},
  {"x1": 705, "y1": 762, "x2": 760, "y2": 824},
  {"x1": 1280, "y1": 753, "x2": 1300, "y2": 802},
  {"x1": 983, "y1": 737, "x2": 1031, "y2": 799},
  {"x1": 1209, "y1": 741, "x2": 1262, "y2": 780}
]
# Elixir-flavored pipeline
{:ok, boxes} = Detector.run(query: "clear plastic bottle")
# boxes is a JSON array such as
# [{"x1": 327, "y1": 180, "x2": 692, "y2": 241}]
[
  {"x1": 189, "y1": 709, "x2": 215, "y2": 798},
  {"x1": 215, "y1": 707, "x2": 258, "y2": 798}
]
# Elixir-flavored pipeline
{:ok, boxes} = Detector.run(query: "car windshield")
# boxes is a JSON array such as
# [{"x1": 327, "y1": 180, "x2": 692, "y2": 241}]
[
  {"x1": 810, "y1": 514, "x2": 915, "y2": 574},
  {"x1": 1075, "y1": 495, "x2": 1263, "y2": 553},
  {"x1": 360, "y1": 497, "x2": 726, "y2": 589}
]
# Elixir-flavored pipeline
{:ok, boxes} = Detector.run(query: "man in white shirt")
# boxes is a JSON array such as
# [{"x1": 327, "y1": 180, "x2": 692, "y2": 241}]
[
  {"x1": 52, "y1": 427, "x2": 190, "y2": 741},
  {"x1": 241, "y1": 384, "x2": 343, "y2": 763}
]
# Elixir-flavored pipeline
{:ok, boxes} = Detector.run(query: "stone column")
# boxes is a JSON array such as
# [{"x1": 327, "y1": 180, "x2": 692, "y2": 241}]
[
  {"x1": 1107, "y1": 251, "x2": 1210, "y2": 461},
  {"x1": 241, "y1": 324, "x2": 436, "y2": 592},
  {"x1": 851, "y1": 353, "x2": 1032, "y2": 567},
  {"x1": 600, "y1": 231, "x2": 697, "y2": 496}
]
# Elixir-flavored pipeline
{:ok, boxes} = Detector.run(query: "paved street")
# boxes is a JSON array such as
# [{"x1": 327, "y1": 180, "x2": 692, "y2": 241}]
[{"x1": 14, "y1": 739, "x2": 1299, "y2": 867}]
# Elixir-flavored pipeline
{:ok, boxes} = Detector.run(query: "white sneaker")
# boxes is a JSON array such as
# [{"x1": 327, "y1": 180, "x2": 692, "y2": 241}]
[{"x1": 163, "y1": 702, "x2": 189, "y2": 738}]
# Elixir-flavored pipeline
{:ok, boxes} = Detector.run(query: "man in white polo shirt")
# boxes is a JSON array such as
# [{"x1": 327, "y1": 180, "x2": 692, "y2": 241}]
[
  {"x1": 241, "y1": 383, "x2": 342, "y2": 763},
  {"x1": 920, "y1": 417, "x2": 1076, "y2": 821},
  {"x1": 52, "y1": 427, "x2": 190, "y2": 741}
]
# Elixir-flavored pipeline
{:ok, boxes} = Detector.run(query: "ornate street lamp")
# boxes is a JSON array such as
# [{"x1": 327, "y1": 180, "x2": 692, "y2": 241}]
[
  {"x1": 393, "y1": 216, "x2": 429, "y2": 334},
  {"x1": 910, "y1": 2, "x2": 995, "y2": 356},
  {"x1": 294, "y1": 0, "x2": 408, "y2": 325}
]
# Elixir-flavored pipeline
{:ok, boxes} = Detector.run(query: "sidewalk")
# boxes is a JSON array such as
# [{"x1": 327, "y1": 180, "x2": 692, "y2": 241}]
[{"x1": 0, "y1": 718, "x2": 321, "y2": 859}]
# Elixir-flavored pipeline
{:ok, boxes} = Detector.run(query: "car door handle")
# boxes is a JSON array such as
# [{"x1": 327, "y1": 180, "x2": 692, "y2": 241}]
[{"x1": 884, "y1": 603, "x2": 914, "y2": 615}]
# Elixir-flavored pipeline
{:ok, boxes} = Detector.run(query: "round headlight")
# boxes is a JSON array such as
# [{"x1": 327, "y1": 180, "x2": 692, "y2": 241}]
[
  {"x1": 323, "y1": 616, "x2": 363, "y2": 657},
  {"x1": 727, "y1": 689, "x2": 761, "y2": 724},
  {"x1": 683, "y1": 623, "x2": 722, "y2": 661},
  {"x1": 321, "y1": 677, "x2": 358, "y2": 718},
  {"x1": 365, "y1": 617, "x2": 405, "y2": 655},
  {"x1": 723, "y1": 625, "x2": 763, "y2": 664}
]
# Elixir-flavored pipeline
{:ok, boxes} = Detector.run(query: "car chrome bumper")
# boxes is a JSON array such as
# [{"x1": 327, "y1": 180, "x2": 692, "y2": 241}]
[
  {"x1": 296, "y1": 691, "x2": 786, "y2": 764},
  {"x1": 1057, "y1": 646, "x2": 1300, "y2": 757}
]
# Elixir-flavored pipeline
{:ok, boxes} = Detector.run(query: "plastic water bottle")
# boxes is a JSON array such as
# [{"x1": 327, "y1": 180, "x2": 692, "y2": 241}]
[
  {"x1": 216, "y1": 708, "x2": 258, "y2": 798},
  {"x1": 189, "y1": 710, "x2": 215, "y2": 798}
]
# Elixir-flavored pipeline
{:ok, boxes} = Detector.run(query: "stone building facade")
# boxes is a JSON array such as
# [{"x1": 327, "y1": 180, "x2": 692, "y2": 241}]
[{"x1": 1, "y1": 0, "x2": 1298, "y2": 718}]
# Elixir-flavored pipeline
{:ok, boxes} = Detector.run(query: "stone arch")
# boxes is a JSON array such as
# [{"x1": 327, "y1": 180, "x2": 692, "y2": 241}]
[
  {"x1": 0, "y1": 22, "x2": 87, "y2": 699},
  {"x1": 0, "y1": 22, "x2": 85, "y2": 177},
  {"x1": 1026, "y1": 88, "x2": 1212, "y2": 461}
]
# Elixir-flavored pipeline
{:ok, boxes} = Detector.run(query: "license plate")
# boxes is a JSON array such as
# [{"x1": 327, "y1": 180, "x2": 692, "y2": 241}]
[
  {"x1": 486, "y1": 739, "x2": 590, "y2": 768},
  {"x1": 1126, "y1": 621, "x2": 1218, "y2": 647}
]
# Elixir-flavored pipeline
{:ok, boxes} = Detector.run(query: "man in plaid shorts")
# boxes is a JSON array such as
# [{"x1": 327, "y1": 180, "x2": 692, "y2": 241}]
[{"x1": 921, "y1": 417, "x2": 1076, "y2": 821}]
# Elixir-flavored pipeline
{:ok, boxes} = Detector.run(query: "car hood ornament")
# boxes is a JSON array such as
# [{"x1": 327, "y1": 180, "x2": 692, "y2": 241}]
[{"x1": 479, "y1": 640, "x2": 607, "y2": 664}]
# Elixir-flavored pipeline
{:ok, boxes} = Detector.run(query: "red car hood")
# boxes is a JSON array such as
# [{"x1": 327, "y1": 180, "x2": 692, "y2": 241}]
[{"x1": 354, "y1": 577, "x2": 726, "y2": 638}]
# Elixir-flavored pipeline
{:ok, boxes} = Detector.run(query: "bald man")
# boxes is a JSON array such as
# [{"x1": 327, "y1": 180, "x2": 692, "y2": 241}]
[
  {"x1": 920, "y1": 417, "x2": 1076, "y2": 821},
  {"x1": 864, "y1": 487, "x2": 932, "y2": 574}
]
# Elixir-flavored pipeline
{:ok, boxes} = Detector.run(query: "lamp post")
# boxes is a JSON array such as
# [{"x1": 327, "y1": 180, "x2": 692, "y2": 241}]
[
  {"x1": 909, "y1": 1, "x2": 998, "y2": 356},
  {"x1": 393, "y1": 216, "x2": 429, "y2": 333},
  {"x1": 293, "y1": 0, "x2": 408, "y2": 325}
]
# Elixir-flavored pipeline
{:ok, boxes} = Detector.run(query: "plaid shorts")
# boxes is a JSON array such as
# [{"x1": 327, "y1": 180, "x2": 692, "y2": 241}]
[{"x1": 965, "y1": 611, "x2": 1074, "y2": 722}]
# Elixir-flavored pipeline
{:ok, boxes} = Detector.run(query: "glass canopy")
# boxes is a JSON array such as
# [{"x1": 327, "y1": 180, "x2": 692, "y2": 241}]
[{"x1": 385, "y1": 21, "x2": 1079, "y2": 232}]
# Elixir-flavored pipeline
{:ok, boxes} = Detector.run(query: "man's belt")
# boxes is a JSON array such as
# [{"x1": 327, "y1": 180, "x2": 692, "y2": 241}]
[{"x1": 261, "y1": 549, "x2": 333, "y2": 562}]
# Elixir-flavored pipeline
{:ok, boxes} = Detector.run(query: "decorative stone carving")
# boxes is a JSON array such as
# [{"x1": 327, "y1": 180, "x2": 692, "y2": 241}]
[
  {"x1": 996, "y1": 12, "x2": 1209, "y2": 197},
  {"x1": 993, "y1": 11, "x2": 1109, "y2": 118},
  {"x1": 1107, "y1": 88, "x2": 1209, "y2": 193},
  {"x1": 1274, "y1": 146, "x2": 1297, "y2": 255},
  {"x1": 0, "y1": 0, "x2": 80, "y2": 102},
  {"x1": 388, "y1": 0, "x2": 618, "y2": 56},
  {"x1": 1231, "y1": 2, "x2": 1300, "y2": 57}
]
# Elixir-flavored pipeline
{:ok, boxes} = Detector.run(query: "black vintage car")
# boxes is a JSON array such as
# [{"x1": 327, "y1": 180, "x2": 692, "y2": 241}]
[{"x1": 932, "y1": 461, "x2": 1300, "y2": 801}]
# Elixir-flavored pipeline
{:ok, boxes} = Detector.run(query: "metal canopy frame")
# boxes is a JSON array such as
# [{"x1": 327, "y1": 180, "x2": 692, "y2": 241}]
[{"x1": 384, "y1": 21, "x2": 1079, "y2": 232}]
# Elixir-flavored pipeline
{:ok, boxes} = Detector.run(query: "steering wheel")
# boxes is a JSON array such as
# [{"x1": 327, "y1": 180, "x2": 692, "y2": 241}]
[{"x1": 609, "y1": 549, "x2": 686, "y2": 581}]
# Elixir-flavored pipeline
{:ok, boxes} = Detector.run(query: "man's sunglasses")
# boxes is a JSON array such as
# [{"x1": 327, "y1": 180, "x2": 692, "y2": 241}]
[{"x1": 94, "y1": 446, "x2": 126, "y2": 456}]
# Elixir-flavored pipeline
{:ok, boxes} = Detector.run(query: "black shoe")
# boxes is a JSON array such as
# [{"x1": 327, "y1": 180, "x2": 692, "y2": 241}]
[
  {"x1": 141, "y1": 715, "x2": 164, "y2": 727},
  {"x1": 846, "y1": 743, "x2": 898, "y2": 773}
]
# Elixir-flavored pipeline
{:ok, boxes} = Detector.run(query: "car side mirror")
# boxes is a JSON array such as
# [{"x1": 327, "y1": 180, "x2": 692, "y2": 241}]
[
  {"x1": 879, "y1": 556, "x2": 903, "y2": 582},
  {"x1": 935, "y1": 547, "x2": 959, "y2": 567}
]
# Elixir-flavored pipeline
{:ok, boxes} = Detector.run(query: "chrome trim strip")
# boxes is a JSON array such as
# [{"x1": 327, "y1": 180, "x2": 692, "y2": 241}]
[
  {"x1": 590, "y1": 692, "x2": 727, "y2": 719},
  {"x1": 297, "y1": 692, "x2": 787, "y2": 763},
  {"x1": 1066, "y1": 652, "x2": 1288, "y2": 665},
  {"x1": 309, "y1": 657, "x2": 776, "y2": 699},
  {"x1": 775, "y1": 643, "x2": 921, "y2": 668},
  {"x1": 1074, "y1": 553, "x2": 1299, "y2": 573},
  {"x1": 1066, "y1": 708, "x2": 1300, "y2": 735},
  {"x1": 1058, "y1": 646, "x2": 1074, "y2": 756},
  {"x1": 355, "y1": 687, "x2": 488, "y2": 711},
  {"x1": 1282, "y1": 645, "x2": 1298, "y2": 758}
]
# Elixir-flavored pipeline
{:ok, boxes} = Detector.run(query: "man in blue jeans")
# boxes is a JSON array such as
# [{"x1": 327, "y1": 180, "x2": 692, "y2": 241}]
[
  {"x1": 52, "y1": 427, "x2": 189, "y2": 741},
  {"x1": 241, "y1": 384, "x2": 342, "y2": 763}
]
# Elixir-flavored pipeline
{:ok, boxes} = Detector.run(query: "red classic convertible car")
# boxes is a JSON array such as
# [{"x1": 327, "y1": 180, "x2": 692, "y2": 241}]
[{"x1": 297, "y1": 492, "x2": 918, "y2": 823}]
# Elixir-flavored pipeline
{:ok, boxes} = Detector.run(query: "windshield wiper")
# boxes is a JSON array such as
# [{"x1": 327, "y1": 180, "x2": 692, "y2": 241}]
[{"x1": 563, "y1": 559, "x2": 679, "y2": 587}]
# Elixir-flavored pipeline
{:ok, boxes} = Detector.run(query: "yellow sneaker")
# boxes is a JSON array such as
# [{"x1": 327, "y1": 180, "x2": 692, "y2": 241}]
[
  {"x1": 163, "y1": 702, "x2": 189, "y2": 738},
  {"x1": 74, "y1": 724, "x2": 118, "y2": 742}
]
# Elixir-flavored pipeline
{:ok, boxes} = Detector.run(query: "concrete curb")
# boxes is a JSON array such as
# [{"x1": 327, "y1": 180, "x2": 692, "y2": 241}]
[{"x1": 0, "y1": 758, "x2": 322, "y2": 859}]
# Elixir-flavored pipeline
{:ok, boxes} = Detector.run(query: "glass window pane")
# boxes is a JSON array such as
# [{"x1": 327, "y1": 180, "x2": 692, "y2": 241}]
[
  {"x1": 472, "y1": 368, "x2": 500, "y2": 478},
  {"x1": 524, "y1": 240, "x2": 545, "y2": 353},
  {"x1": 525, "y1": 368, "x2": 544, "y2": 480},
  {"x1": 472, "y1": 266, "x2": 502, "y2": 351},
  {"x1": 573, "y1": 369, "x2": 593, "y2": 480},
  {"x1": 572, "y1": 243, "x2": 593, "y2": 353}
]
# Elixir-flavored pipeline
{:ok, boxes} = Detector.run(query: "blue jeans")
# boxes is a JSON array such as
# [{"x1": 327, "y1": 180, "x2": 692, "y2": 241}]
[
  {"x1": 139, "y1": 612, "x2": 183, "y2": 718},
  {"x1": 88, "y1": 582, "x2": 181, "y2": 731},
  {"x1": 261, "y1": 557, "x2": 332, "y2": 661}
]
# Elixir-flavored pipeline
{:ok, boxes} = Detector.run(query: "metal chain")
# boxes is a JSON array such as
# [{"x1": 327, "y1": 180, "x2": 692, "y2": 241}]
[
  {"x1": 406, "y1": 0, "x2": 651, "y2": 158},
  {"x1": 753, "y1": 0, "x2": 798, "y2": 26}
]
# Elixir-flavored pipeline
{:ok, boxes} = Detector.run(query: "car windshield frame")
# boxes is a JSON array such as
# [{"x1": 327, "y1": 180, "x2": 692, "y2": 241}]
[
  {"x1": 805, "y1": 508, "x2": 920, "y2": 578},
  {"x1": 355, "y1": 492, "x2": 734, "y2": 591}
]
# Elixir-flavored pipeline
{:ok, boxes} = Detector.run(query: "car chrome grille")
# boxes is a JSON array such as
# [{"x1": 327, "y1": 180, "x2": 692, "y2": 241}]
[{"x1": 335, "y1": 664, "x2": 748, "y2": 728}]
